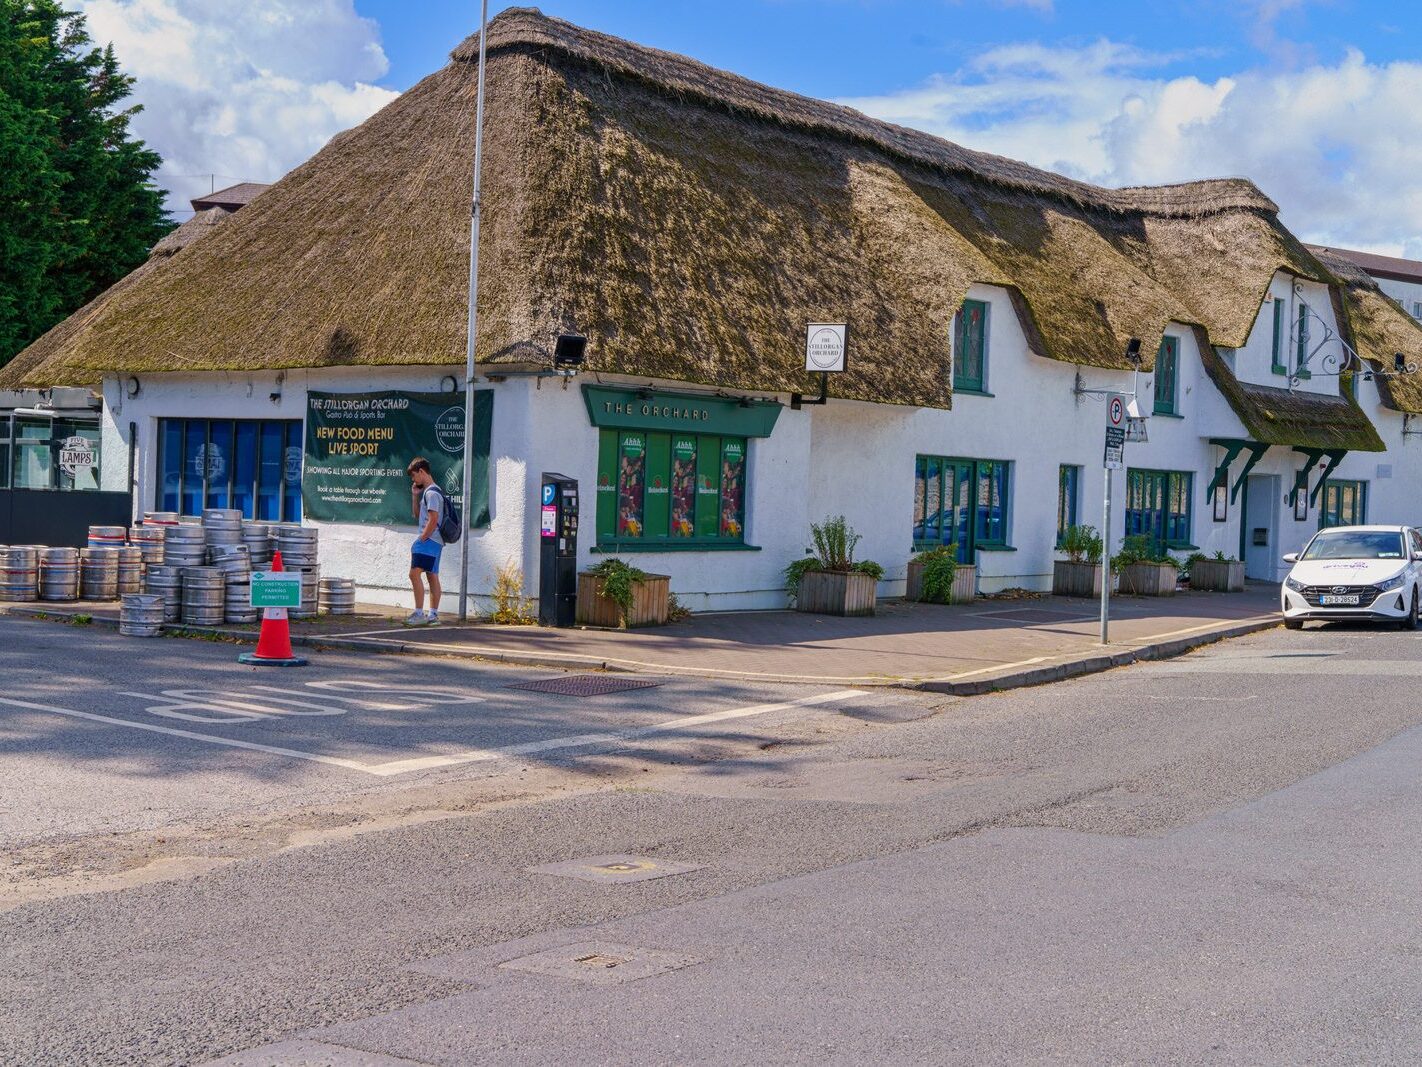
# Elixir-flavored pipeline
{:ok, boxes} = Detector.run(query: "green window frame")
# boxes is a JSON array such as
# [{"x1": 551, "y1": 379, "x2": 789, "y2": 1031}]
[
  {"x1": 1319, "y1": 480, "x2": 1366, "y2": 529},
  {"x1": 953, "y1": 299, "x2": 989, "y2": 393},
  {"x1": 1057, "y1": 465, "x2": 1081, "y2": 545},
  {"x1": 1124, "y1": 468, "x2": 1193, "y2": 556},
  {"x1": 1270, "y1": 299, "x2": 1287, "y2": 375},
  {"x1": 1153, "y1": 336, "x2": 1179, "y2": 415},
  {"x1": 913, "y1": 454, "x2": 1011, "y2": 562},
  {"x1": 1295, "y1": 305, "x2": 1311, "y2": 379},
  {"x1": 595, "y1": 429, "x2": 748, "y2": 549}
]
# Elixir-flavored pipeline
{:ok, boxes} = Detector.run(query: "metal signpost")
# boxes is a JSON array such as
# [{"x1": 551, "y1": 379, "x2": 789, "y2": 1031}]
[{"x1": 1101, "y1": 395, "x2": 1126, "y2": 643}]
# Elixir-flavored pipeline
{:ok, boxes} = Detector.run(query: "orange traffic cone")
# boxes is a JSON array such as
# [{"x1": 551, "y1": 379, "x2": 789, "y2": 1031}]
[{"x1": 238, "y1": 550, "x2": 308, "y2": 667}]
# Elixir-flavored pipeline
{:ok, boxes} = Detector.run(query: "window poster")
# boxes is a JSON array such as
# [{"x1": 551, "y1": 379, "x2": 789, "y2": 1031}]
[
  {"x1": 720, "y1": 439, "x2": 746, "y2": 538},
  {"x1": 671, "y1": 436, "x2": 697, "y2": 537},
  {"x1": 618, "y1": 433, "x2": 646, "y2": 537}
]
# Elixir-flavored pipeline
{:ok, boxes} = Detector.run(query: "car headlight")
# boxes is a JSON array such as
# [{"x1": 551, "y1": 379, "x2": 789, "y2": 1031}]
[
  {"x1": 1284, "y1": 576, "x2": 1306, "y2": 592},
  {"x1": 1377, "y1": 573, "x2": 1406, "y2": 592}
]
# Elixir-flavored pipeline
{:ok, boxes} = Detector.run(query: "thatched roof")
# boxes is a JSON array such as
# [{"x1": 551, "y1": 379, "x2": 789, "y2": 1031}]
[
  {"x1": 1306, "y1": 247, "x2": 1422, "y2": 413},
  {"x1": 1308, "y1": 244, "x2": 1422, "y2": 286},
  {"x1": 1192, "y1": 326, "x2": 1384, "y2": 452},
  {"x1": 191, "y1": 182, "x2": 270, "y2": 213},
  {"x1": 0, "y1": 8, "x2": 1358, "y2": 413}
]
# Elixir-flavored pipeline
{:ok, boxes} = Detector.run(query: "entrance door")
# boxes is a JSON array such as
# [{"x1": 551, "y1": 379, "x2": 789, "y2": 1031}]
[{"x1": 1243, "y1": 474, "x2": 1280, "y2": 581}]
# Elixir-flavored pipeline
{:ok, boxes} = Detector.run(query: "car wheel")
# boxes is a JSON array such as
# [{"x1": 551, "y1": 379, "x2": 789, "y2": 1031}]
[
  {"x1": 1402, "y1": 589, "x2": 1420, "y2": 631},
  {"x1": 1283, "y1": 617, "x2": 1303, "y2": 630}
]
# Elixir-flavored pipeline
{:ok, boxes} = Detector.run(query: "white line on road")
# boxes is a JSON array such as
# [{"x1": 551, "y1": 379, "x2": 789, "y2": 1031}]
[{"x1": 0, "y1": 689, "x2": 866, "y2": 778}]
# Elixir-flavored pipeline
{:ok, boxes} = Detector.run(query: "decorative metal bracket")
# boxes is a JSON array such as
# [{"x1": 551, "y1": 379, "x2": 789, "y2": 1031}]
[{"x1": 1290, "y1": 281, "x2": 1417, "y2": 389}]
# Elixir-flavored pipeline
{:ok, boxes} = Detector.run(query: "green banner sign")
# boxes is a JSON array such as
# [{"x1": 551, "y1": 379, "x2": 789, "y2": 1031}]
[
  {"x1": 583, "y1": 386, "x2": 781, "y2": 438},
  {"x1": 302, "y1": 390, "x2": 493, "y2": 528}
]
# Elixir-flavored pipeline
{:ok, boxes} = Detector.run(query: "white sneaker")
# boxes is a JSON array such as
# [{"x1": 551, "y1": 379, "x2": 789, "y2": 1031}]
[
  {"x1": 404, "y1": 611, "x2": 430, "y2": 626},
  {"x1": 425, "y1": 610, "x2": 440, "y2": 626}
]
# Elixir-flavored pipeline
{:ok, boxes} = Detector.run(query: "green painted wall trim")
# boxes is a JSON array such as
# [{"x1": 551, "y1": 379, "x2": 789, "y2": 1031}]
[{"x1": 583, "y1": 386, "x2": 781, "y2": 437}]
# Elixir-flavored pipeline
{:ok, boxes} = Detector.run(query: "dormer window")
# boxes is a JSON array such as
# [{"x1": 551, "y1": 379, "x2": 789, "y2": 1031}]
[
  {"x1": 1271, "y1": 298, "x2": 1287, "y2": 375},
  {"x1": 1153, "y1": 336, "x2": 1179, "y2": 415},
  {"x1": 953, "y1": 299, "x2": 989, "y2": 393}
]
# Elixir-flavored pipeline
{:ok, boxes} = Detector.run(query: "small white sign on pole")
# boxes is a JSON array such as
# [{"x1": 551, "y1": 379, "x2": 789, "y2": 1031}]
[{"x1": 805, "y1": 323, "x2": 848, "y2": 373}]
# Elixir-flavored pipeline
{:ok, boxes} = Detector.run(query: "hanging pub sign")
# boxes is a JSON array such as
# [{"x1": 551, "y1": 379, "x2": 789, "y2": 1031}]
[
  {"x1": 302, "y1": 389, "x2": 493, "y2": 527},
  {"x1": 805, "y1": 323, "x2": 848, "y2": 373}
]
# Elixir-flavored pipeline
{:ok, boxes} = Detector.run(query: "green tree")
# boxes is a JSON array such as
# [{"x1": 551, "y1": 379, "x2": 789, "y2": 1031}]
[{"x1": 0, "y1": 0, "x2": 170, "y2": 366}]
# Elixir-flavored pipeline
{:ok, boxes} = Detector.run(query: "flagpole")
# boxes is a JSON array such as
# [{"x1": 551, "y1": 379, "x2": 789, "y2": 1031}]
[{"x1": 458, "y1": 0, "x2": 489, "y2": 622}]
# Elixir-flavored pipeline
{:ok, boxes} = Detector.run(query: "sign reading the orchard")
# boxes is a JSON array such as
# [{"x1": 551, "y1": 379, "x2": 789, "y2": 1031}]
[{"x1": 303, "y1": 390, "x2": 493, "y2": 528}]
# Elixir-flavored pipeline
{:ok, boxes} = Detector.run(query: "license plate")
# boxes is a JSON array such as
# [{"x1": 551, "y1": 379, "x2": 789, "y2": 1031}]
[{"x1": 1320, "y1": 595, "x2": 1359, "y2": 605}]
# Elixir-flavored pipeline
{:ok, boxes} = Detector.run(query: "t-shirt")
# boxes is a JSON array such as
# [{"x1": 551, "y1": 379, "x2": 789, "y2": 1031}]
[{"x1": 418, "y1": 485, "x2": 445, "y2": 545}]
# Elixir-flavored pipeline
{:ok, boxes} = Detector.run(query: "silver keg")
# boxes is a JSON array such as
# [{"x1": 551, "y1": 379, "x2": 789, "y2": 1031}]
[
  {"x1": 118, "y1": 593, "x2": 165, "y2": 637},
  {"x1": 180, "y1": 567, "x2": 225, "y2": 626},
  {"x1": 289, "y1": 565, "x2": 320, "y2": 620},
  {"x1": 131, "y1": 525, "x2": 167, "y2": 568},
  {"x1": 143, "y1": 511, "x2": 179, "y2": 527},
  {"x1": 0, "y1": 545, "x2": 39, "y2": 602},
  {"x1": 274, "y1": 524, "x2": 318, "y2": 569},
  {"x1": 162, "y1": 524, "x2": 207, "y2": 568},
  {"x1": 115, "y1": 546, "x2": 144, "y2": 595},
  {"x1": 203, "y1": 511, "x2": 243, "y2": 557},
  {"x1": 242, "y1": 522, "x2": 274, "y2": 566},
  {"x1": 319, "y1": 576, "x2": 355, "y2": 615},
  {"x1": 39, "y1": 547, "x2": 80, "y2": 601},
  {"x1": 79, "y1": 547, "x2": 120, "y2": 600},
  {"x1": 143, "y1": 565, "x2": 183, "y2": 622},
  {"x1": 224, "y1": 576, "x2": 258, "y2": 624},
  {"x1": 87, "y1": 525, "x2": 128, "y2": 550}
]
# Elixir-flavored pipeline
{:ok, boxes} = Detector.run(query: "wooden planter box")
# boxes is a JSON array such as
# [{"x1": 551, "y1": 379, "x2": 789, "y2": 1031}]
[
  {"x1": 905, "y1": 562, "x2": 977, "y2": 604},
  {"x1": 1053, "y1": 560, "x2": 1104, "y2": 598},
  {"x1": 575, "y1": 572, "x2": 670, "y2": 628},
  {"x1": 1118, "y1": 562, "x2": 1178, "y2": 597},
  {"x1": 797, "y1": 569, "x2": 877, "y2": 616},
  {"x1": 1189, "y1": 559, "x2": 1245, "y2": 593}
]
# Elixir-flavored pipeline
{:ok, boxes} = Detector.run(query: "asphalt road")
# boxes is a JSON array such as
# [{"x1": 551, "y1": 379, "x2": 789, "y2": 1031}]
[{"x1": 5, "y1": 616, "x2": 1422, "y2": 1063}]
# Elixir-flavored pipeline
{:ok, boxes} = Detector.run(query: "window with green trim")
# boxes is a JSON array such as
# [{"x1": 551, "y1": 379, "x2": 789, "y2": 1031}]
[
  {"x1": 953, "y1": 299, "x2": 989, "y2": 392},
  {"x1": 913, "y1": 455, "x2": 1011, "y2": 562},
  {"x1": 1124, "y1": 468, "x2": 1192, "y2": 556},
  {"x1": 1153, "y1": 336, "x2": 1179, "y2": 414},
  {"x1": 1057, "y1": 465, "x2": 1080, "y2": 545},
  {"x1": 1270, "y1": 299, "x2": 1287, "y2": 375},
  {"x1": 1319, "y1": 480, "x2": 1366, "y2": 528},
  {"x1": 596, "y1": 429, "x2": 747, "y2": 547},
  {"x1": 1295, "y1": 305, "x2": 1311, "y2": 378}
]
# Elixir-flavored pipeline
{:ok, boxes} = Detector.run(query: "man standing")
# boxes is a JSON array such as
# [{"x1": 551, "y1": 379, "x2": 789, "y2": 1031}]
[{"x1": 406, "y1": 457, "x2": 444, "y2": 625}]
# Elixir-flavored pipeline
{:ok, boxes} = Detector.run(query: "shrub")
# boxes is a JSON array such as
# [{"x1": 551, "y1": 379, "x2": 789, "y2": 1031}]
[
  {"x1": 1112, "y1": 534, "x2": 1176, "y2": 573},
  {"x1": 810, "y1": 515, "x2": 861, "y2": 570},
  {"x1": 784, "y1": 556, "x2": 823, "y2": 606},
  {"x1": 488, "y1": 559, "x2": 535, "y2": 624},
  {"x1": 1058, "y1": 524, "x2": 1103, "y2": 565},
  {"x1": 912, "y1": 545, "x2": 959, "y2": 604}
]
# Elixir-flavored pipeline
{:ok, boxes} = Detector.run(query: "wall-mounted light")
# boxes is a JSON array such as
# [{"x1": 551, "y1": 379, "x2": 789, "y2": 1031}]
[
  {"x1": 441, "y1": 374, "x2": 459, "y2": 393},
  {"x1": 125, "y1": 376, "x2": 141, "y2": 399},
  {"x1": 1125, "y1": 337, "x2": 1143, "y2": 366},
  {"x1": 270, "y1": 370, "x2": 285, "y2": 405},
  {"x1": 553, "y1": 333, "x2": 587, "y2": 369}
]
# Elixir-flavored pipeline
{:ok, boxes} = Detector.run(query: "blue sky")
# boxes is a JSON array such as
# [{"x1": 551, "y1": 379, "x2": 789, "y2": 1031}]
[{"x1": 74, "y1": 0, "x2": 1422, "y2": 256}]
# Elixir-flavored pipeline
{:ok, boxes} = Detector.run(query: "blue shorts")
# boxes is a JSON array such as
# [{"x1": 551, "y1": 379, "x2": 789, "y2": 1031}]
[{"x1": 411, "y1": 539, "x2": 442, "y2": 575}]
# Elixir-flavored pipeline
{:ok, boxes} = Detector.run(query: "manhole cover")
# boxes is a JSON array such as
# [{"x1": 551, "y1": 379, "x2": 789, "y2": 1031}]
[
  {"x1": 499, "y1": 941, "x2": 701, "y2": 984},
  {"x1": 529, "y1": 853, "x2": 703, "y2": 883},
  {"x1": 505, "y1": 675, "x2": 664, "y2": 697}
]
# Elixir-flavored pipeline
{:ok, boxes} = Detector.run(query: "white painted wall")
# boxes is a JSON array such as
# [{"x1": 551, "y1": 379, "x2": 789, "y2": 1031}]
[
  {"x1": 91, "y1": 268, "x2": 1422, "y2": 613},
  {"x1": 1374, "y1": 276, "x2": 1422, "y2": 322}
]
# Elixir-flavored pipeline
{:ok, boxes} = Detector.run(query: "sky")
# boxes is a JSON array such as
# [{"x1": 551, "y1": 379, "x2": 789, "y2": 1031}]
[{"x1": 69, "y1": 0, "x2": 1422, "y2": 257}]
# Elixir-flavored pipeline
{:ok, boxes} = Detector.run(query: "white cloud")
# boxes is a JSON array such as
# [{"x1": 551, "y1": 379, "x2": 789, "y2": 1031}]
[
  {"x1": 838, "y1": 41, "x2": 1422, "y2": 257},
  {"x1": 72, "y1": 0, "x2": 399, "y2": 216}
]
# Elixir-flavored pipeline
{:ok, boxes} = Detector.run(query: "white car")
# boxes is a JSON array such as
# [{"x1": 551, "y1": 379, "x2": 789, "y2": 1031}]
[{"x1": 1281, "y1": 524, "x2": 1422, "y2": 630}]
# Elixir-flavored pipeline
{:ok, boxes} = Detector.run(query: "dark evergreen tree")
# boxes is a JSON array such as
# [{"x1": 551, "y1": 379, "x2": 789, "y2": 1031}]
[{"x1": 0, "y1": 0, "x2": 170, "y2": 366}]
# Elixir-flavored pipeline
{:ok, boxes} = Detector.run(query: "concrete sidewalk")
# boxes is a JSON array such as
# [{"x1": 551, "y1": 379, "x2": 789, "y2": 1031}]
[{"x1": 4, "y1": 585, "x2": 1281, "y2": 693}]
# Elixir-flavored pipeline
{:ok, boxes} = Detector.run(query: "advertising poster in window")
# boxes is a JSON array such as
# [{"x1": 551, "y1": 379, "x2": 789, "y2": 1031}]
[
  {"x1": 720, "y1": 439, "x2": 746, "y2": 538},
  {"x1": 671, "y1": 436, "x2": 697, "y2": 537},
  {"x1": 303, "y1": 390, "x2": 492, "y2": 527},
  {"x1": 617, "y1": 433, "x2": 646, "y2": 537}
]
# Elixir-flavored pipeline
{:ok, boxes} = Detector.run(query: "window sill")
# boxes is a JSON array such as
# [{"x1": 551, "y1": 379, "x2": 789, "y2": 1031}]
[
  {"x1": 953, "y1": 387, "x2": 995, "y2": 397},
  {"x1": 593, "y1": 541, "x2": 761, "y2": 553},
  {"x1": 975, "y1": 544, "x2": 1017, "y2": 552},
  {"x1": 1153, "y1": 411, "x2": 1185, "y2": 420},
  {"x1": 1166, "y1": 542, "x2": 1199, "y2": 551}
]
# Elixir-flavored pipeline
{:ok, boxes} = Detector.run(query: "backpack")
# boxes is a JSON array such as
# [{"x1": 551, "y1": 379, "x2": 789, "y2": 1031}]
[{"x1": 429, "y1": 484, "x2": 462, "y2": 544}]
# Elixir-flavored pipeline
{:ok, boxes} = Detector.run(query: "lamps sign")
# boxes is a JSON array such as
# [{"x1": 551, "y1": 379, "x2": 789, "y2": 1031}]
[{"x1": 58, "y1": 435, "x2": 97, "y2": 478}]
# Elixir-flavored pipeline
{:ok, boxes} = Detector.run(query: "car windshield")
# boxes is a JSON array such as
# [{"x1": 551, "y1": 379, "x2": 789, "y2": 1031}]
[{"x1": 1301, "y1": 530, "x2": 1407, "y2": 560}]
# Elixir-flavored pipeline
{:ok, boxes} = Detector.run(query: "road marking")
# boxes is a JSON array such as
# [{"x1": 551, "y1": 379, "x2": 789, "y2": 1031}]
[
  {"x1": 0, "y1": 689, "x2": 866, "y2": 778},
  {"x1": 0, "y1": 697, "x2": 378, "y2": 773}
]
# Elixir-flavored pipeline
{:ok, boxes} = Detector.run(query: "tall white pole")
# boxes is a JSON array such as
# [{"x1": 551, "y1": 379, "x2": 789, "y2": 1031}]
[
  {"x1": 457, "y1": 0, "x2": 490, "y2": 623},
  {"x1": 1100, "y1": 465, "x2": 1112, "y2": 644}
]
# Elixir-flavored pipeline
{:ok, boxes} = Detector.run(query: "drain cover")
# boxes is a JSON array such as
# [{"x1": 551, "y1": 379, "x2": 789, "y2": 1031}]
[
  {"x1": 529, "y1": 853, "x2": 703, "y2": 883},
  {"x1": 499, "y1": 941, "x2": 701, "y2": 984},
  {"x1": 505, "y1": 675, "x2": 664, "y2": 697}
]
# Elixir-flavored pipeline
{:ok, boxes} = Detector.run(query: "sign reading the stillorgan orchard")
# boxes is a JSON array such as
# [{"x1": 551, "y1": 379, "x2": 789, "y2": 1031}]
[{"x1": 302, "y1": 390, "x2": 493, "y2": 528}]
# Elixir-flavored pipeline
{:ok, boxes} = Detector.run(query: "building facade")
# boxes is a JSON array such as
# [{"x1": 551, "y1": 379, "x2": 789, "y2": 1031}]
[{"x1": 5, "y1": 11, "x2": 1422, "y2": 611}]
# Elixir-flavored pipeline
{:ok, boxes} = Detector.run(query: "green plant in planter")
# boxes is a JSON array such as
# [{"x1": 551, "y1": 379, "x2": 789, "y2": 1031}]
[
  {"x1": 1058, "y1": 524, "x2": 1103, "y2": 565},
  {"x1": 912, "y1": 545, "x2": 959, "y2": 604},
  {"x1": 1112, "y1": 534, "x2": 1178, "y2": 574},
  {"x1": 785, "y1": 516, "x2": 882, "y2": 606},
  {"x1": 587, "y1": 557, "x2": 647, "y2": 628},
  {"x1": 784, "y1": 556, "x2": 822, "y2": 606}
]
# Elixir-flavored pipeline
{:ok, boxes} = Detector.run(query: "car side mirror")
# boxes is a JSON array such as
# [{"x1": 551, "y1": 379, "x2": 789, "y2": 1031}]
[{"x1": 1282, "y1": 552, "x2": 1299, "y2": 564}]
